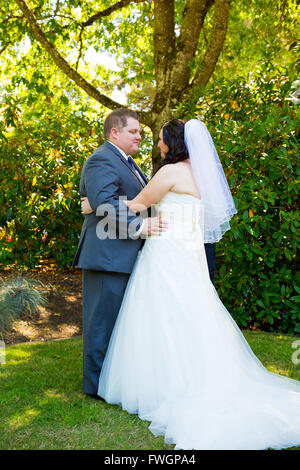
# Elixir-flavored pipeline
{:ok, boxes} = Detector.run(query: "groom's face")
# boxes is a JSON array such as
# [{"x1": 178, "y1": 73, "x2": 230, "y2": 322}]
[{"x1": 112, "y1": 117, "x2": 141, "y2": 155}]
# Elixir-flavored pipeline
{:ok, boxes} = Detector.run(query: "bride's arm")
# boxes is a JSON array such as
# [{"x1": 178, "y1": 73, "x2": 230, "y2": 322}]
[
  {"x1": 125, "y1": 165, "x2": 175, "y2": 212},
  {"x1": 81, "y1": 164, "x2": 176, "y2": 215}
]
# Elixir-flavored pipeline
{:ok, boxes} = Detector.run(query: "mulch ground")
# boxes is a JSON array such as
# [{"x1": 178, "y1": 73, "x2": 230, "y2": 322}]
[{"x1": 1, "y1": 269, "x2": 83, "y2": 346}]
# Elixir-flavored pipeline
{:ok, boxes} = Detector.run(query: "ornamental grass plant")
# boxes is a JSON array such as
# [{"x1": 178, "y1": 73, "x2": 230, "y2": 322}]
[{"x1": 0, "y1": 275, "x2": 47, "y2": 334}]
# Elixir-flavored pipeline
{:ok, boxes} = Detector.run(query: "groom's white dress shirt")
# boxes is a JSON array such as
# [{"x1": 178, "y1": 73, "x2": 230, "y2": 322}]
[{"x1": 107, "y1": 141, "x2": 145, "y2": 236}]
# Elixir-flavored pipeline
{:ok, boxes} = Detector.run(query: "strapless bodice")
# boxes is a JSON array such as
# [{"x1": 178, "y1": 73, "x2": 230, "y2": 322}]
[
  {"x1": 157, "y1": 191, "x2": 203, "y2": 226},
  {"x1": 158, "y1": 191, "x2": 202, "y2": 206},
  {"x1": 142, "y1": 191, "x2": 204, "y2": 245}
]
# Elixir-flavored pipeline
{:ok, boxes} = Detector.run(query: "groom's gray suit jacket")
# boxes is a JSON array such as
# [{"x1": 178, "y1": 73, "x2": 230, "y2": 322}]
[{"x1": 73, "y1": 141, "x2": 147, "y2": 273}]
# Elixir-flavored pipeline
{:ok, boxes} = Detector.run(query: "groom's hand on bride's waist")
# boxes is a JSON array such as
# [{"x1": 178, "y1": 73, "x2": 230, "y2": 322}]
[
  {"x1": 141, "y1": 216, "x2": 168, "y2": 237},
  {"x1": 80, "y1": 196, "x2": 168, "y2": 237}
]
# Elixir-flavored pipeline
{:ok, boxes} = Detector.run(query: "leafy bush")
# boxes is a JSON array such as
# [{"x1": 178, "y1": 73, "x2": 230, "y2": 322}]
[
  {"x1": 0, "y1": 94, "x2": 152, "y2": 269},
  {"x1": 0, "y1": 97, "x2": 105, "y2": 268},
  {"x1": 0, "y1": 61, "x2": 299, "y2": 334},
  {"x1": 0, "y1": 275, "x2": 47, "y2": 333},
  {"x1": 185, "y1": 64, "x2": 299, "y2": 334}
]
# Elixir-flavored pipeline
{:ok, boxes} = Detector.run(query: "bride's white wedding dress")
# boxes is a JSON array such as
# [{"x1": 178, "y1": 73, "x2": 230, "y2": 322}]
[{"x1": 98, "y1": 192, "x2": 300, "y2": 450}]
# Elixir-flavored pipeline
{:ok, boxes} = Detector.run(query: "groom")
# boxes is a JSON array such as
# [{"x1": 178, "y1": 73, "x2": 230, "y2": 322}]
[{"x1": 73, "y1": 109, "x2": 167, "y2": 399}]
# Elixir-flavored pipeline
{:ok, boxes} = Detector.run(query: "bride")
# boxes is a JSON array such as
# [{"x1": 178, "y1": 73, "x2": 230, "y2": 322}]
[{"x1": 82, "y1": 118, "x2": 300, "y2": 450}]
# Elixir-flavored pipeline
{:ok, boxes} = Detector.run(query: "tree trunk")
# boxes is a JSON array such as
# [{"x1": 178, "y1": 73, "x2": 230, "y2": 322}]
[{"x1": 15, "y1": 0, "x2": 230, "y2": 169}]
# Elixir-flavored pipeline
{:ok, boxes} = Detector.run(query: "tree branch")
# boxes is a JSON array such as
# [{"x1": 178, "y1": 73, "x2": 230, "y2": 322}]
[
  {"x1": 82, "y1": 0, "x2": 147, "y2": 28},
  {"x1": 190, "y1": 0, "x2": 230, "y2": 90},
  {"x1": 53, "y1": 0, "x2": 60, "y2": 16},
  {"x1": 75, "y1": 27, "x2": 84, "y2": 71},
  {"x1": 15, "y1": 0, "x2": 152, "y2": 124},
  {"x1": 0, "y1": 42, "x2": 12, "y2": 56},
  {"x1": 171, "y1": 0, "x2": 214, "y2": 93},
  {"x1": 153, "y1": 0, "x2": 176, "y2": 87}
]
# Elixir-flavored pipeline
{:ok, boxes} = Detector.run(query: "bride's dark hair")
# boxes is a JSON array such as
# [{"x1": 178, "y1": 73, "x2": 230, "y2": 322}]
[{"x1": 155, "y1": 119, "x2": 189, "y2": 173}]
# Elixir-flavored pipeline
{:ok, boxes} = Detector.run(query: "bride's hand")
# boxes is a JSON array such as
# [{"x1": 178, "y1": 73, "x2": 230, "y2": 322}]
[
  {"x1": 123, "y1": 199, "x2": 148, "y2": 214},
  {"x1": 81, "y1": 197, "x2": 94, "y2": 214}
]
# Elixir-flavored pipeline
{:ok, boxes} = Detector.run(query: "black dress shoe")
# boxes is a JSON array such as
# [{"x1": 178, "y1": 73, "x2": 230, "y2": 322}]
[{"x1": 86, "y1": 393, "x2": 105, "y2": 402}]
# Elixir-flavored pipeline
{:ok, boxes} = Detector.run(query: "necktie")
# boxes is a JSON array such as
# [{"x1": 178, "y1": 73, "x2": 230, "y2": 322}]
[
  {"x1": 127, "y1": 156, "x2": 135, "y2": 169},
  {"x1": 127, "y1": 156, "x2": 145, "y2": 186}
]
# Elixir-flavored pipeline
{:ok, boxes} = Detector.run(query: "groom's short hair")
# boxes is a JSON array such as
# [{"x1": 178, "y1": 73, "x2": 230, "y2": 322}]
[{"x1": 103, "y1": 109, "x2": 139, "y2": 139}]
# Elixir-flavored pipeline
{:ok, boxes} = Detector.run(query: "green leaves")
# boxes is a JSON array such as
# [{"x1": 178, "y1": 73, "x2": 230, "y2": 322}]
[
  {"x1": 0, "y1": 0, "x2": 299, "y2": 335},
  {"x1": 201, "y1": 64, "x2": 300, "y2": 334},
  {"x1": 0, "y1": 84, "x2": 106, "y2": 269}
]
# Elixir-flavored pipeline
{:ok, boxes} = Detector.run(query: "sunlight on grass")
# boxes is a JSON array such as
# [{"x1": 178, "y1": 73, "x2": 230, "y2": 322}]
[
  {"x1": 8, "y1": 408, "x2": 40, "y2": 431},
  {"x1": 266, "y1": 366, "x2": 294, "y2": 376},
  {"x1": 38, "y1": 390, "x2": 69, "y2": 405},
  {"x1": 5, "y1": 347, "x2": 33, "y2": 366},
  {"x1": 0, "y1": 333, "x2": 299, "y2": 450}
]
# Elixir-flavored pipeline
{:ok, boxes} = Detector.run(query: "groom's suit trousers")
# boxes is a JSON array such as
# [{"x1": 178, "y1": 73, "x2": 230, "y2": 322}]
[
  {"x1": 204, "y1": 243, "x2": 216, "y2": 285},
  {"x1": 82, "y1": 269, "x2": 130, "y2": 395}
]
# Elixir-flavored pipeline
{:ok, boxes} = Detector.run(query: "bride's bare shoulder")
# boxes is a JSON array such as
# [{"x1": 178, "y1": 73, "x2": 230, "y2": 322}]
[
  {"x1": 154, "y1": 163, "x2": 178, "y2": 176},
  {"x1": 173, "y1": 160, "x2": 192, "y2": 173},
  {"x1": 153, "y1": 162, "x2": 191, "y2": 187},
  {"x1": 156, "y1": 161, "x2": 190, "y2": 173}
]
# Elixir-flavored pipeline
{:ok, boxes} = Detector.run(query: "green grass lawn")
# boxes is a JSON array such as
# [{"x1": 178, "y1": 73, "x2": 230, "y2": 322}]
[{"x1": 0, "y1": 331, "x2": 299, "y2": 450}]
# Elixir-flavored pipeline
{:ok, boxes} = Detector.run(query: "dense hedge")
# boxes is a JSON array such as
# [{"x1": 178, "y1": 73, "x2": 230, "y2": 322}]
[
  {"x1": 0, "y1": 98, "x2": 152, "y2": 269},
  {"x1": 0, "y1": 66, "x2": 299, "y2": 333},
  {"x1": 0, "y1": 102, "x2": 105, "y2": 268},
  {"x1": 194, "y1": 66, "x2": 299, "y2": 334}
]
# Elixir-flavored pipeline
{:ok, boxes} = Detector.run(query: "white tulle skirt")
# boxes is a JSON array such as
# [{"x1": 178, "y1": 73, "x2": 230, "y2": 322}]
[{"x1": 98, "y1": 193, "x2": 300, "y2": 450}]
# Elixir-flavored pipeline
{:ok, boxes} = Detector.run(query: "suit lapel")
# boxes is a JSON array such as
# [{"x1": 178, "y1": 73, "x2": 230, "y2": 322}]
[
  {"x1": 104, "y1": 141, "x2": 148, "y2": 186},
  {"x1": 130, "y1": 158, "x2": 148, "y2": 186}
]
